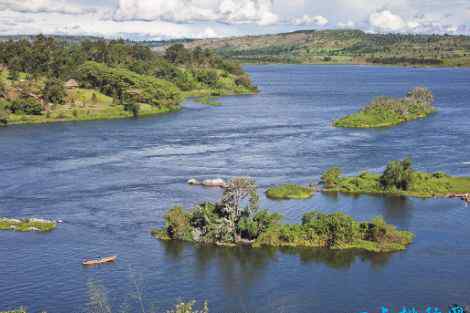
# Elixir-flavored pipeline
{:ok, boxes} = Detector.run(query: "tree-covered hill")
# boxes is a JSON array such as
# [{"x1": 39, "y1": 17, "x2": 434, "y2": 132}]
[
  {"x1": 166, "y1": 29, "x2": 470, "y2": 66},
  {"x1": 0, "y1": 36, "x2": 256, "y2": 126}
]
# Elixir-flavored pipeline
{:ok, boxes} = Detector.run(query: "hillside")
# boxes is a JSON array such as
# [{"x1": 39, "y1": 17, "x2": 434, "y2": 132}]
[
  {"x1": 0, "y1": 36, "x2": 256, "y2": 126},
  {"x1": 163, "y1": 29, "x2": 470, "y2": 67}
]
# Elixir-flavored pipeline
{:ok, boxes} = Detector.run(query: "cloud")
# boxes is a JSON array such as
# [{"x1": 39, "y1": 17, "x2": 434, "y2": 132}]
[
  {"x1": 113, "y1": 0, "x2": 279, "y2": 26},
  {"x1": 290, "y1": 15, "x2": 328, "y2": 26},
  {"x1": 368, "y1": 10, "x2": 407, "y2": 32},
  {"x1": 368, "y1": 10, "x2": 464, "y2": 34},
  {"x1": 218, "y1": 0, "x2": 279, "y2": 26},
  {"x1": 0, "y1": 0, "x2": 93, "y2": 15}
]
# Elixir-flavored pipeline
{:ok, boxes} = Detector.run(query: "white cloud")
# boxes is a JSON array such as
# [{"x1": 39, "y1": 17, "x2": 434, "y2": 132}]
[
  {"x1": 113, "y1": 0, "x2": 279, "y2": 26},
  {"x1": 368, "y1": 10, "x2": 407, "y2": 32},
  {"x1": 290, "y1": 15, "x2": 328, "y2": 26},
  {"x1": 0, "y1": 0, "x2": 92, "y2": 15},
  {"x1": 368, "y1": 10, "x2": 464, "y2": 35},
  {"x1": 218, "y1": 0, "x2": 279, "y2": 26}
]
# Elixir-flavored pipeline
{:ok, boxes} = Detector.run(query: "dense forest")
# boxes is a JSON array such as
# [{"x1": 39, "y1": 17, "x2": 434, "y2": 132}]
[
  {"x1": 172, "y1": 29, "x2": 470, "y2": 66},
  {"x1": 0, "y1": 35, "x2": 256, "y2": 125}
]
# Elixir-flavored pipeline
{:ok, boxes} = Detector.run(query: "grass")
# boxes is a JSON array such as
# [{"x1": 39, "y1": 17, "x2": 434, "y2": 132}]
[
  {"x1": 334, "y1": 88, "x2": 436, "y2": 128},
  {"x1": 6, "y1": 88, "x2": 179, "y2": 125},
  {"x1": 265, "y1": 184, "x2": 315, "y2": 200},
  {"x1": 0, "y1": 218, "x2": 57, "y2": 232},
  {"x1": 323, "y1": 170, "x2": 470, "y2": 198}
]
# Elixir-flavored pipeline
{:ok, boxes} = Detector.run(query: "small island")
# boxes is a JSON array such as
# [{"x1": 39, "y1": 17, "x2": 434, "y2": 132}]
[
  {"x1": 152, "y1": 177, "x2": 414, "y2": 253},
  {"x1": 0, "y1": 218, "x2": 57, "y2": 232},
  {"x1": 321, "y1": 158, "x2": 470, "y2": 198},
  {"x1": 334, "y1": 87, "x2": 436, "y2": 128},
  {"x1": 0, "y1": 36, "x2": 256, "y2": 126},
  {"x1": 265, "y1": 184, "x2": 315, "y2": 200}
]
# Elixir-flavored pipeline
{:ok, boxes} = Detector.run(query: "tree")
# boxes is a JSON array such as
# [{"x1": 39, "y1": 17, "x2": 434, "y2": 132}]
[
  {"x1": 219, "y1": 177, "x2": 259, "y2": 238},
  {"x1": 321, "y1": 167, "x2": 342, "y2": 188},
  {"x1": 380, "y1": 158, "x2": 414, "y2": 191},
  {"x1": 43, "y1": 78, "x2": 66, "y2": 104},
  {"x1": 164, "y1": 44, "x2": 191, "y2": 65}
]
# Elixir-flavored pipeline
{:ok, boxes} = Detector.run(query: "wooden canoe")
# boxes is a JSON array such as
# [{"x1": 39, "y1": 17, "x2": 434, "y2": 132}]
[{"x1": 82, "y1": 255, "x2": 117, "y2": 266}]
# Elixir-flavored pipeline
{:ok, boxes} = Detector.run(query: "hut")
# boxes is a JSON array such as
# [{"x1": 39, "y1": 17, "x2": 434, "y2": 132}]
[{"x1": 64, "y1": 79, "x2": 79, "y2": 89}]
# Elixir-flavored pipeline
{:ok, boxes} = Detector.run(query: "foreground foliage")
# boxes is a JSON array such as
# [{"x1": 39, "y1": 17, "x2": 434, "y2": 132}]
[
  {"x1": 321, "y1": 158, "x2": 470, "y2": 198},
  {"x1": 152, "y1": 178, "x2": 414, "y2": 253},
  {"x1": 0, "y1": 36, "x2": 256, "y2": 126},
  {"x1": 265, "y1": 184, "x2": 315, "y2": 200},
  {"x1": 0, "y1": 218, "x2": 57, "y2": 232},
  {"x1": 334, "y1": 87, "x2": 436, "y2": 128}
]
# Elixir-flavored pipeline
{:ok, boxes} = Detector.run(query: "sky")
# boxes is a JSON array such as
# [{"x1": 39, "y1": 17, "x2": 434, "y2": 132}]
[{"x1": 0, "y1": 0, "x2": 469, "y2": 40}]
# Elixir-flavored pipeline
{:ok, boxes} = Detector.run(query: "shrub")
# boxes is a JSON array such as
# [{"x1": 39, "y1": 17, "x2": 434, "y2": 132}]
[
  {"x1": 321, "y1": 167, "x2": 342, "y2": 188},
  {"x1": 6, "y1": 98, "x2": 42, "y2": 115},
  {"x1": 379, "y1": 158, "x2": 414, "y2": 191},
  {"x1": 164, "y1": 207, "x2": 191, "y2": 240},
  {"x1": 43, "y1": 78, "x2": 66, "y2": 104},
  {"x1": 193, "y1": 69, "x2": 219, "y2": 88},
  {"x1": 238, "y1": 210, "x2": 282, "y2": 240}
]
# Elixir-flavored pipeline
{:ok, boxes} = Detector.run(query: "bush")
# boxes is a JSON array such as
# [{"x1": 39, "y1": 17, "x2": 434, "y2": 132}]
[
  {"x1": 379, "y1": 158, "x2": 414, "y2": 191},
  {"x1": 321, "y1": 167, "x2": 342, "y2": 188},
  {"x1": 7, "y1": 98, "x2": 42, "y2": 115},
  {"x1": 164, "y1": 207, "x2": 191, "y2": 240},
  {"x1": 193, "y1": 69, "x2": 219, "y2": 88},
  {"x1": 43, "y1": 78, "x2": 66, "y2": 104}
]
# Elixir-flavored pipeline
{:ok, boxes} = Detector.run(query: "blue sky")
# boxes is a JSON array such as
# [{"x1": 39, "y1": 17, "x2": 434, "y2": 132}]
[{"x1": 0, "y1": 0, "x2": 469, "y2": 39}]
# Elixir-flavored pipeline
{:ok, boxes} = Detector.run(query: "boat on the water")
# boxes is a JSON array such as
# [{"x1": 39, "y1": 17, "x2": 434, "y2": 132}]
[{"x1": 82, "y1": 256, "x2": 117, "y2": 266}]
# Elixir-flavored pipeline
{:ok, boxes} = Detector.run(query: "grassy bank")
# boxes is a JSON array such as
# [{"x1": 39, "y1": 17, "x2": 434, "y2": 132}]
[
  {"x1": 0, "y1": 218, "x2": 57, "y2": 232},
  {"x1": 0, "y1": 36, "x2": 257, "y2": 127},
  {"x1": 334, "y1": 87, "x2": 436, "y2": 128},
  {"x1": 152, "y1": 177, "x2": 414, "y2": 253},
  {"x1": 265, "y1": 184, "x2": 315, "y2": 200},
  {"x1": 321, "y1": 159, "x2": 470, "y2": 198}
]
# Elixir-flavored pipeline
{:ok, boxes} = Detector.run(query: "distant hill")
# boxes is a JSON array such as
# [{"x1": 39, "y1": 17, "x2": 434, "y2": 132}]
[{"x1": 156, "y1": 29, "x2": 470, "y2": 67}]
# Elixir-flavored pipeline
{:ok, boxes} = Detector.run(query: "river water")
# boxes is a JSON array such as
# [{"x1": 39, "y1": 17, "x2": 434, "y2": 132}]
[{"x1": 1, "y1": 65, "x2": 470, "y2": 313}]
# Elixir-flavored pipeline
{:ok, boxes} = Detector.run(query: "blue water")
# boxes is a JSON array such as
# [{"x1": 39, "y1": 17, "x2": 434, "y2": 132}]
[{"x1": 1, "y1": 65, "x2": 470, "y2": 313}]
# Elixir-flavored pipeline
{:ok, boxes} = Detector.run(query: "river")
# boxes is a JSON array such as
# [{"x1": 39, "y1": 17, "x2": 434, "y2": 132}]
[{"x1": 1, "y1": 65, "x2": 470, "y2": 313}]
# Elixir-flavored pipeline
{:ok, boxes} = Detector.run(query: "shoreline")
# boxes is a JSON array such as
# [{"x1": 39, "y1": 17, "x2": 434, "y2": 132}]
[{"x1": 3, "y1": 88, "x2": 257, "y2": 127}]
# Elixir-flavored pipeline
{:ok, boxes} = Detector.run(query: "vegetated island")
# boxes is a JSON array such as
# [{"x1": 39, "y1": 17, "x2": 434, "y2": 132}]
[
  {"x1": 152, "y1": 177, "x2": 414, "y2": 253},
  {"x1": 334, "y1": 87, "x2": 436, "y2": 128},
  {"x1": 0, "y1": 218, "x2": 57, "y2": 232},
  {"x1": 0, "y1": 36, "x2": 257, "y2": 126},
  {"x1": 321, "y1": 158, "x2": 470, "y2": 198},
  {"x1": 265, "y1": 184, "x2": 315, "y2": 200}
]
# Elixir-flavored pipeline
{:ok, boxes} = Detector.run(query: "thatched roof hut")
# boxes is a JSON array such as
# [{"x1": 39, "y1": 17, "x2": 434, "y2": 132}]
[{"x1": 65, "y1": 79, "x2": 79, "y2": 89}]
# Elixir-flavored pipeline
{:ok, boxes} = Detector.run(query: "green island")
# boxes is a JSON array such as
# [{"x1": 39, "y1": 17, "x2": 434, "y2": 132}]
[
  {"x1": 334, "y1": 87, "x2": 436, "y2": 128},
  {"x1": 265, "y1": 184, "x2": 315, "y2": 200},
  {"x1": 0, "y1": 36, "x2": 256, "y2": 126},
  {"x1": 152, "y1": 177, "x2": 414, "y2": 253},
  {"x1": 321, "y1": 158, "x2": 470, "y2": 198},
  {"x1": 0, "y1": 218, "x2": 57, "y2": 232},
  {"x1": 165, "y1": 29, "x2": 470, "y2": 67}
]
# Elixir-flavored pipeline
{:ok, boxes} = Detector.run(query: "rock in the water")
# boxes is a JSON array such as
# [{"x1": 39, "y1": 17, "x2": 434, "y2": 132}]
[
  {"x1": 202, "y1": 179, "x2": 226, "y2": 188},
  {"x1": 187, "y1": 178, "x2": 201, "y2": 185}
]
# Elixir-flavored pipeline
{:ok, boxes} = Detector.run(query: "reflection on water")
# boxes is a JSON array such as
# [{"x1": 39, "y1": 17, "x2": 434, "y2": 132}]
[{"x1": 161, "y1": 240, "x2": 393, "y2": 275}]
